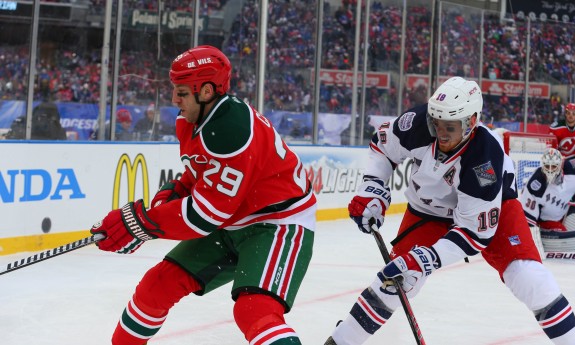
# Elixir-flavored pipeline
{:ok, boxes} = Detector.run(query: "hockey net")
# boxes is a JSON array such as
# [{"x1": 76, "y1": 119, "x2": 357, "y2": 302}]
[
  {"x1": 503, "y1": 131, "x2": 560, "y2": 257},
  {"x1": 502, "y1": 131, "x2": 557, "y2": 192}
]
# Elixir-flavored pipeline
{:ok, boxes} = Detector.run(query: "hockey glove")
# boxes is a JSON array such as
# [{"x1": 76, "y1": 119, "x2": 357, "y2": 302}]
[
  {"x1": 538, "y1": 220, "x2": 567, "y2": 232},
  {"x1": 382, "y1": 246, "x2": 440, "y2": 293},
  {"x1": 349, "y1": 178, "x2": 391, "y2": 233},
  {"x1": 150, "y1": 179, "x2": 190, "y2": 208},
  {"x1": 90, "y1": 200, "x2": 164, "y2": 254}
]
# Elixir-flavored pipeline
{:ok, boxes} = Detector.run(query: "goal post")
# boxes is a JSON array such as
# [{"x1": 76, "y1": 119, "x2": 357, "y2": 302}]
[{"x1": 502, "y1": 131, "x2": 558, "y2": 258}]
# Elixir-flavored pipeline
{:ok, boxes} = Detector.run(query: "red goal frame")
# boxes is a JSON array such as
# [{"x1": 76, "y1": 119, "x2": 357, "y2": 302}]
[{"x1": 502, "y1": 131, "x2": 557, "y2": 154}]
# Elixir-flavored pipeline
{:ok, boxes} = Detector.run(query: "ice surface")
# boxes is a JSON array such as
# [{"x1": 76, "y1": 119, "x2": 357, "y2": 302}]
[{"x1": 1, "y1": 214, "x2": 574, "y2": 344}]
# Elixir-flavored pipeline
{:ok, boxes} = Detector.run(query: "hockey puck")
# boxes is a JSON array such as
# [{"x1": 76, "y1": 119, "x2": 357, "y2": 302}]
[{"x1": 41, "y1": 217, "x2": 52, "y2": 233}]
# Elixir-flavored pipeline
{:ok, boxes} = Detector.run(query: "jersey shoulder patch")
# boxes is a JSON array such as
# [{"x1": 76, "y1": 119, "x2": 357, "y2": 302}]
[
  {"x1": 392, "y1": 104, "x2": 433, "y2": 150},
  {"x1": 526, "y1": 168, "x2": 547, "y2": 197},
  {"x1": 201, "y1": 97, "x2": 251, "y2": 155},
  {"x1": 458, "y1": 128, "x2": 504, "y2": 201}
]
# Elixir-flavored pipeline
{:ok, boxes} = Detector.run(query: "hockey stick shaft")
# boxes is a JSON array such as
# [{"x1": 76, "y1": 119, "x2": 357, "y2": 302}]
[
  {"x1": 0, "y1": 233, "x2": 105, "y2": 276},
  {"x1": 371, "y1": 223, "x2": 426, "y2": 345}
]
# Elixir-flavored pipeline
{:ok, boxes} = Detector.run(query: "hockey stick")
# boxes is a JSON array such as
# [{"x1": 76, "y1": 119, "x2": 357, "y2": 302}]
[
  {"x1": 0, "y1": 233, "x2": 105, "y2": 276},
  {"x1": 370, "y1": 223, "x2": 427, "y2": 345}
]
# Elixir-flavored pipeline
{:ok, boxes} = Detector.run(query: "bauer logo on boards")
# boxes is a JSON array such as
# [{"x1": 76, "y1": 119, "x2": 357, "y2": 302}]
[{"x1": 113, "y1": 153, "x2": 150, "y2": 209}]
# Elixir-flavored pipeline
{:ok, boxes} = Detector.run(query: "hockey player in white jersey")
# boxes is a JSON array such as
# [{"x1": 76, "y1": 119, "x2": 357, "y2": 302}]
[
  {"x1": 520, "y1": 148, "x2": 575, "y2": 252},
  {"x1": 325, "y1": 77, "x2": 575, "y2": 345}
]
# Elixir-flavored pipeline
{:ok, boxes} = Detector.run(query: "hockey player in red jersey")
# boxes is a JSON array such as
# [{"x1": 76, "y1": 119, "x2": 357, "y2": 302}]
[
  {"x1": 549, "y1": 102, "x2": 575, "y2": 231},
  {"x1": 90, "y1": 45, "x2": 317, "y2": 345},
  {"x1": 550, "y1": 102, "x2": 575, "y2": 161},
  {"x1": 325, "y1": 77, "x2": 575, "y2": 345}
]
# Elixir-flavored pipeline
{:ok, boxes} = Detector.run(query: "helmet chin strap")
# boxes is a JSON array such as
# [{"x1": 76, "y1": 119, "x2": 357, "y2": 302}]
[
  {"x1": 451, "y1": 128, "x2": 474, "y2": 152},
  {"x1": 193, "y1": 93, "x2": 221, "y2": 125}
]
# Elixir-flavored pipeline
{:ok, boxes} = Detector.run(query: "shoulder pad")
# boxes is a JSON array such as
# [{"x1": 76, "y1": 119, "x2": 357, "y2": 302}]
[
  {"x1": 526, "y1": 168, "x2": 547, "y2": 197},
  {"x1": 392, "y1": 104, "x2": 434, "y2": 150},
  {"x1": 201, "y1": 97, "x2": 251, "y2": 155},
  {"x1": 459, "y1": 128, "x2": 504, "y2": 201}
]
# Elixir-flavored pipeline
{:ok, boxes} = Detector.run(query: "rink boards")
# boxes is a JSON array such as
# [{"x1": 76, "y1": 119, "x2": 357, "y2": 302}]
[{"x1": 0, "y1": 142, "x2": 411, "y2": 254}]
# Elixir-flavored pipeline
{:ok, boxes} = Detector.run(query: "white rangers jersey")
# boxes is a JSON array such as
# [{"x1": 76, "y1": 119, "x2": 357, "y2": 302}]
[
  {"x1": 519, "y1": 160, "x2": 575, "y2": 225},
  {"x1": 366, "y1": 104, "x2": 517, "y2": 266}
]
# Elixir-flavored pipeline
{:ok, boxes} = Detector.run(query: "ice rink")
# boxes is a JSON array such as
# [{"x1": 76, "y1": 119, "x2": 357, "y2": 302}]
[{"x1": 2, "y1": 214, "x2": 575, "y2": 345}]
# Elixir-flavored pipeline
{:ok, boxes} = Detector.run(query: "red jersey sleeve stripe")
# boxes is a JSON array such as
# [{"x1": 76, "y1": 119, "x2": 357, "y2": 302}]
[
  {"x1": 449, "y1": 226, "x2": 488, "y2": 252},
  {"x1": 230, "y1": 192, "x2": 315, "y2": 227},
  {"x1": 370, "y1": 141, "x2": 385, "y2": 155},
  {"x1": 192, "y1": 189, "x2": 230, "y2": 224},
  {"x1": 181, "y1": 198, "x2": 212, "y2": 237}
]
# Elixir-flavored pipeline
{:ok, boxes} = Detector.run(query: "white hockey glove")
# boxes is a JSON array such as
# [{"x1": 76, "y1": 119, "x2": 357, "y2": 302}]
[
  {"x1": 381, "y1": 246, "x2": 440, "y2": 293},
  {"x1": 348, "y1": 177, "x2": 391, "y2": 233}
]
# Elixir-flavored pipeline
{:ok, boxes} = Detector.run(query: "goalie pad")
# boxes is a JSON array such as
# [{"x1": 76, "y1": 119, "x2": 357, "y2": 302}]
[
  {"x1": 563, "y1": 210, "x2": 575, "y2": 231},
  {"x1": 541, "y1": 229, "x2": 575, "y2": 252}
]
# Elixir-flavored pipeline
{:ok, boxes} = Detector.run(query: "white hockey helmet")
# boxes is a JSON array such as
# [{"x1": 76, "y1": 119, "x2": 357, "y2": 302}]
[
  {"x1": 427, "y1": 77, "x2": 483, "y2": 139},
  {"x1": 541, "y1": 148, "x2": 563, "y2": 183}
]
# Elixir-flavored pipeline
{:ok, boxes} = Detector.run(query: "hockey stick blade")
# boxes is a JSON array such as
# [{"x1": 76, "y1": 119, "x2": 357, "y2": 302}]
[
  {"x1": 370, "y1": 223, "x2": 427, "y2": 345},
  {"x1": 0, "y1": 233, "x2": 105, "y2": 276}
]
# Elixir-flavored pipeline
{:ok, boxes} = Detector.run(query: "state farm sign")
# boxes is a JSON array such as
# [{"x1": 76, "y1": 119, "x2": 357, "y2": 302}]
[
  {"x1": 405, "y1": 74, "x2": 550, "y2": 98},
  {"x1": 318, "y1": 69, "x2": 390, "y2": 89},
  {"x1": 482, "y1": 80, "x2": 550, "y2": 98}
]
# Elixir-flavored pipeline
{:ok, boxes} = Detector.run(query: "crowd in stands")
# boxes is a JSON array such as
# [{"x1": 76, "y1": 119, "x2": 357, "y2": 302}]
[
  {"x1": 1, "y1": 0, "x2": 575, "y2": 124},
  {"x1": 0, "y1": 46, "x2": 172, "y2": 107}
]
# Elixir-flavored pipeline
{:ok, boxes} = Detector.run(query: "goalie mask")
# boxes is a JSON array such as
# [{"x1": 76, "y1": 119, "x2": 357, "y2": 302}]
[
  {"x1": 541, "y1": 148, "x2": 563, "y2": 184},
  {"x1": 427, "y1": 77, "x2": 483, "y2": 142}
]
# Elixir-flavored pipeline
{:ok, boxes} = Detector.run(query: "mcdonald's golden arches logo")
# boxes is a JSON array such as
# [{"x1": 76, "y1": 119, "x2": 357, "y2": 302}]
[{"x1": 113, "y1": 153, "x2": 150, "y2": 209}]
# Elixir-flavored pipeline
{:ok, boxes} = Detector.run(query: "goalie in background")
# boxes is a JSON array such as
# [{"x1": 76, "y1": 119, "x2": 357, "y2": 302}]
[{"x1": 520, "y1": 148, "x2": 575, "y2": 253}]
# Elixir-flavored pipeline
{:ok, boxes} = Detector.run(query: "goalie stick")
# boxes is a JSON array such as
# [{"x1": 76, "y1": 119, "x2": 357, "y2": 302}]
[
  {"x1": 0, "y1": 233, "x2": 105, "y2": 276},
  {"x1": 370, "y1": 222, "x2": 427, "y2": 345}
]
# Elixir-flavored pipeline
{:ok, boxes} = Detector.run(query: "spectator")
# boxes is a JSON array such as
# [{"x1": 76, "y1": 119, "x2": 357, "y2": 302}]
[
  {"x1": 134, "y1": 103, "x2": 174, "y2": 141},
  {"x1": 5, "y1": 102, "x2": 67, "y2": 140},
  {"x1": 340, "y1": 115, "x2": 374, "y2": 146},
  {"x1": 91, "y1": 108, "x2": 136, "y2": 141}
]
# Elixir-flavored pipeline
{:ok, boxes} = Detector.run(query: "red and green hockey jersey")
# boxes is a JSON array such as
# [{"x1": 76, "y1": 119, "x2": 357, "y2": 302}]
[
  {"x1": 549, "y1": 120, "x2": 575, "y2": 160},
  {"x1": 147, "y1": 95, "x2": 317, "y2": 240}
]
